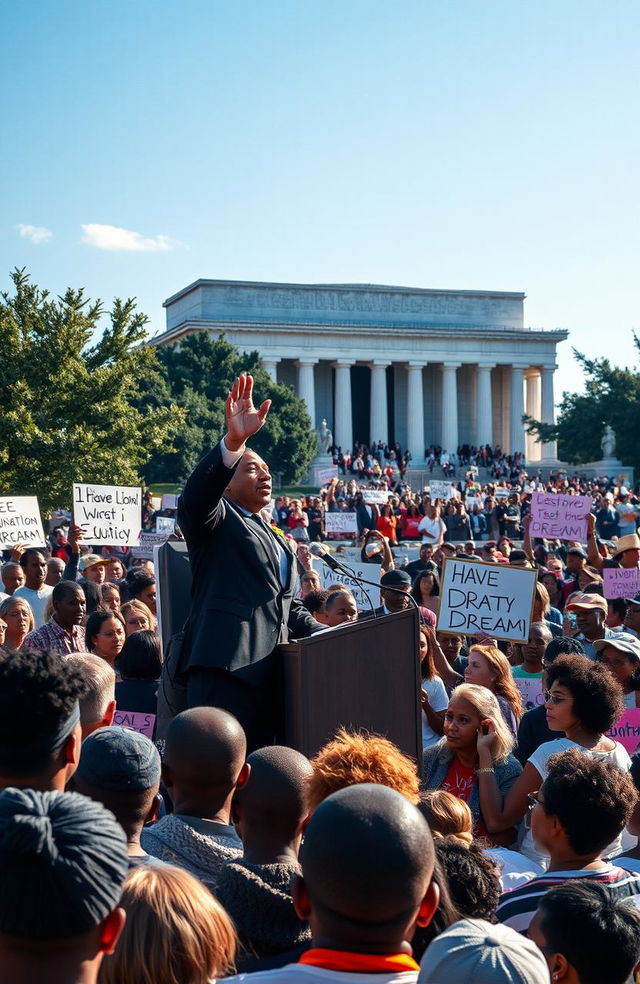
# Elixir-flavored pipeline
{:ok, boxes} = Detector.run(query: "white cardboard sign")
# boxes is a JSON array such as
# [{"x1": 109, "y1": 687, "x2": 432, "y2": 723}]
[
  {"x1": 73, "y1": 483, "x2": 142, "y2": 546},
  {"x1": 429, "y1": 481, "x2": 458, "y2": 501},
  {"x1": 312, "y1": 559, "x2": 381, "y2": 609},
  {"x1": 0, "y1": 496, "x2": 46, "y2": 548},
  {"x1": 325, "y1": 511, "x2": 358, "y2": 537},
  {"x1": 437, "y1": 558, "x2": 537, "y2": 643}
]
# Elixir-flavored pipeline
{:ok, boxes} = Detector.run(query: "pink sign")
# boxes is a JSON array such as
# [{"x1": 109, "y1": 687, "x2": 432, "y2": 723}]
[
  {"x1": 113, "y1": 710, "x2": 156, "y2": 739},
  {"x1": 604, "y1": 568, "x2": 640, "y2": 600},
  {"x1": 514, "y1": 676, "x2": 544, "y2": 711},
  {"x1": 607, "y1": 709, "x2": 640, "y2": 755},
  {"x1": 529, "y1": 493, "x2": 592, "y2": 541}
]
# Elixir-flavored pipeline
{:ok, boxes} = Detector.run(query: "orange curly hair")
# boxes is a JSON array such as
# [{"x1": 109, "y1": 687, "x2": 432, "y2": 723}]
[{"x1": 306, "y1": 727, "x2": 421, "y2": 811}]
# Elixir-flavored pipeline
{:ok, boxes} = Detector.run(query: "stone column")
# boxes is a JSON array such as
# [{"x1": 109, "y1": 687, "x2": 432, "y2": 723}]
[
  {"x1": 262, "y1": 356, "x2": 280, "y2": 382},
  {"x1": 525, "y1": 369, "x2": 542, "y2": 462},
  {"x1": 510, "y1": 365, "x2": 526, "y2": 455},
  {"x1": 333, "y1": 360, "x2": 354, "y2": 452},
  {"x1": 441, "y1": 362, "x2": 460, "y2": 455},
  {"x1": 296, "y1": 358, "x2": 317, "y2": 429},
  {"x1": 369, "y1": 361, "x2": 390, "y2": 446},
  {"x1": 476, "y1": 363, "x2": 495, "y2": 449},
  {"x1": 406, "y1": 362, "x2": 426, "y2": 461},
  {"x1": 540, "y1": 365, "x2": 558, "y2": 461}
]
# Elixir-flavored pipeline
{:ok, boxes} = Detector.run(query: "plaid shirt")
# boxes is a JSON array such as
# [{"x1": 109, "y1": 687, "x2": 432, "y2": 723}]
[{"x1": 24, "y1": 619, "x2": 86, "y2": 656}]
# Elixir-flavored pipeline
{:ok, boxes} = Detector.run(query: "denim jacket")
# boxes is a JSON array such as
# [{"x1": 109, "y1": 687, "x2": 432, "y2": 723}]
[{"x1": 422, "y1": 742, "x2": 522, "y2": 831}]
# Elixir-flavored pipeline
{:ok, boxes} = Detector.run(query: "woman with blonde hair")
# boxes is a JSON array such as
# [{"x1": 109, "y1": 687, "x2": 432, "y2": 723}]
[
  {"x1": 422, "y1": 683, "x2": 522, "y2": 846},
  {"x1": 420, "y1": 790, "x2": 474, "y2": 847},
  {"x1": 99, "y1": 865, "x2": 237, "y2": 984},
  {"x1": 0, "y1": 595, "x2": 34, "y2": 650},
  {"x1": 464, "y1": 644, "x2": 524, "y2": 739},
  {"x1": 120, "y1": 599, "x2": 157, "y2": 636}
]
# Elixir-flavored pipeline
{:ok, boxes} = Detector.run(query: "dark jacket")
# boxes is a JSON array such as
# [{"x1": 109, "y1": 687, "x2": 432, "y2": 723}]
[
  {"x1": 177, "y1": 443, "x2": 318, "y2": 682},
  {"x1": 515, "y1": 704, "x2": 563, "y2": 766}
]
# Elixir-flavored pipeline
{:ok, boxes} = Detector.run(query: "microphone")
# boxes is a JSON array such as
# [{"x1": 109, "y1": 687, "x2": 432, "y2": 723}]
[
  {"x1": 309, "y1": 542, "x2": 342, "y2": 571},
  {"x1": 308, "y1": 543, "x2": 421, "y2": 617}
]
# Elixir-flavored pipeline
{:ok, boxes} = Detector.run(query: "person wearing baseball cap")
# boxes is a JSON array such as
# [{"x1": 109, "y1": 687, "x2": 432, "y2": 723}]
[
  {"x1": 378, "y1": 569, "x2": 412, "y2": 615},
  {"x1": 79, "y1": 554, "x2": 110, "y2": 585},
  {"x1": 418, "y1": 918, "x2": 548, "y2": 984},
  {"x1": 565, "y1": 591, "x2": 616, "y2": 660},
  {"x1": 594, "y1": 631, "x2": 640, "y2": 708}
]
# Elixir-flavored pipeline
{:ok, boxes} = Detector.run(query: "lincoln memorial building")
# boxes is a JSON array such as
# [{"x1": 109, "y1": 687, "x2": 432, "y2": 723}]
[{"x1": 155, "y1": 279, "x2": 568, "y2": 464}]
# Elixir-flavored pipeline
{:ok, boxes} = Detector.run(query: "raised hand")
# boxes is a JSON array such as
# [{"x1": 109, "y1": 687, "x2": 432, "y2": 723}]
[
  {"x1": 224, "y1": 374, "x2": 271, "y2": 452},
  {"x1": 476, "y1": 716, "x2": 499, "y2": 757}
]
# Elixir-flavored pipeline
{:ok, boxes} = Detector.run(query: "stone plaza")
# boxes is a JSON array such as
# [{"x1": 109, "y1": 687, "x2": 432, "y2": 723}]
[{"x1": 155, "y1": 279, "x2": 568, "y2": 465}]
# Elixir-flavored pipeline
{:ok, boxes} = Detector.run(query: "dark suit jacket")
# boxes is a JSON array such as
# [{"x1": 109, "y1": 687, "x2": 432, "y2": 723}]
[{"x1": 177, "y1": 443, "x2": 318, "y2": 684}]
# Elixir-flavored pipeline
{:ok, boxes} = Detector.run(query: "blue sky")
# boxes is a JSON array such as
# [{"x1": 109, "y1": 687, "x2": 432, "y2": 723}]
[{"x1": 2, "y1": 0, "x2": 639, "y2": 399}]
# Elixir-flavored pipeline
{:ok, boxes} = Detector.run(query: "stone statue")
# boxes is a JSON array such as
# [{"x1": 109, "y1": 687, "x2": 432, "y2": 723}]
[
  {"x1": 601, "y1": 424, "x2": 616, "y2": 458},
  {"x1": 316, "y1": 418, "x2": 333, "y2": 455}
]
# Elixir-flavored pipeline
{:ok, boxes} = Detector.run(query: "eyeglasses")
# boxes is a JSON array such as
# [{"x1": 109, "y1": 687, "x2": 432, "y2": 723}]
[{"x1": 544, "y1": 690, "x2": 569, "y2": 705}]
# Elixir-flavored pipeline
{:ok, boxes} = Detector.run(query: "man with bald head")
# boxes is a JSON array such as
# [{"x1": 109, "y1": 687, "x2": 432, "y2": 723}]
[
  {"x1": 141, "y1": 706, "x2": 246, "y2": 890},
  {"x1": 224, "y1": 783, "x2": 438, "y2": 983},
  {"x1": 175, "y1": 374, "x2": 319, "y2": 750}
]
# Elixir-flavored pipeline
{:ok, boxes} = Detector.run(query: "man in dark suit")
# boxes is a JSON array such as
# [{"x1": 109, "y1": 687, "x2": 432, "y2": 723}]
[{"x1": 177, "y1": 374, "x2": 319, "y2": 750}]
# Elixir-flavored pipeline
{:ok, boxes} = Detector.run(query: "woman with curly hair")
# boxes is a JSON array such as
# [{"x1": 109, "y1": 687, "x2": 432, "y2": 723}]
[
  {"x1": 476, "y1": 653, "x2": 630, "y2": 865},
  {"x1": 464, "y1": 644, "x2": 524, "y2": 739}
]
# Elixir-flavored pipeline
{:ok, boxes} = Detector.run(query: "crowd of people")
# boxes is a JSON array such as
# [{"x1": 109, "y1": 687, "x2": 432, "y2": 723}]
[{"x1": 2, "y1": 375, "x2": 640, "y2": 983}]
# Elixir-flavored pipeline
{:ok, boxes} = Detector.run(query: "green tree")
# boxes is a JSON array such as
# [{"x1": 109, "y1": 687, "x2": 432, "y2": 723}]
[
  {"x1": 139, "y1": 333, "x2": 316, "y2": 485},
  {"x1": 524, "y1": 342, "x2": 640, "y2": 470},
  {"x1": 0, "y1": 268, "x2": 185, "y2": 514}
]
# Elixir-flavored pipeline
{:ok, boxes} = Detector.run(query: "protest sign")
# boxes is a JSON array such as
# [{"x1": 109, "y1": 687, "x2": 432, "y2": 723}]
[
  {"x1": 325, "y1": 512, "x2": 358, "y2": 537},
  {"x1": 0, "y1": 496, "x2": 46, "y2": 548},
  {"x1": 603, "y1": 568, "x2": 640, "y2": 600},
  {"x1": 161, "y1": 493, "x2": 179, "y2": 509},
  {"x1": 607, "y1": 709, "x2": 640, "y2": 756},
  {"x1": 514, "y1": 676, "x2": 544, "y2": 712},
  {"x1": 73, "y1": 483, "x2": 142, "y2": 546},
  {"x1": 437, "y1": 558, "x2": 537, "y2": 643},
  {"x1": 317, "y1": 466, "x2": 338, "y2": 486},
  {"x1": 494, "y1": 488, "x2": 510, "y2": 499},
  {"x1": 429, "y1": 481, "x2": 457, "y2": 501},
  {"x1": 529, "y1": 492, "x2": 591, "y2": 541},
  {"x1": 155, "y1": 516, "x2": 176, "y2": 535},
  {"x1": 312, "y1": 559, "x2": 381, "y2": 609},
  {"x1": 362, "y1": 490, "x2": 391, "y2": 505},
  {"x1": 131, "y1": 532, "x2": 171, "y2": 560},
  {"x1": 113, "y1": 709, "x2": 155, "y2": 739}
]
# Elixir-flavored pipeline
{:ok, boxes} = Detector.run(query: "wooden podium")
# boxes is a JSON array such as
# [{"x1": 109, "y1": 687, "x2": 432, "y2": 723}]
[{"x1": 279, "y1": 608, "x2": 422, "y2": 768}]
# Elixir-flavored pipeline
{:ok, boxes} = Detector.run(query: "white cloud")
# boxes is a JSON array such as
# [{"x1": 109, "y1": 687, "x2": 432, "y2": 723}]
[
  {"x1": 81, "y1": 223, "x2": 175, "y2": 252},
  {"x1": 17, "y1": 224, "x2": 52, "y2": 244}
]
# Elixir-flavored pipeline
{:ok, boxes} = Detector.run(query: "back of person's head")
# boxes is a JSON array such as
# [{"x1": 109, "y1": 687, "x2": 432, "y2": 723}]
[
  {"x1": 418, "y1": 918, "x2": 549, "y2": 984},
  {"x1": 117, "y1": 630, "x2": 162, "y2": 680},
  {"x1": 232, "y1": 745, "x2": 312, "y2": 845},
  {"x1": 307, "y1": 728, "x2": 420, "y2": 811},
  {"x1": 419, "y1": 790, "x2": 473, "y2": 847},
  {"x1": 99, "y1": 865, "x2": 237, "y2": 984},
  {"x1": 544, "y1": 635, "x2": 585, "y2": 663},
  {"x1": 65, "y1": 653, "x2": 116, "y2": 738},
  {"x1": 410, "y1": 855, "x2": 460, "y2": 963},
  {"x1": 302, "y1": 589, "x2": 329, "y2": 616},
  {"x1": 0, "y1": 648, "x2": 86, "y2": 787},
  {"x1": 297, "y1": 784, "x2": 437, "y2": 948},
  {"x1": 75, "y1": 726, "x2": 162, "y2": 841},
  {"x1": 545, "y1": 653, "x2": 624, "y2": 733},
  {"x1": 434, "y1": 842, "x2": 500, "y2": 922},
  {"x1": 0, "y1": 787, "x2": 127, "y2": 972},
  {"x1": 540, "y1": 748, "x2": 635, "y2": 857},
  {"x1": 532, "y1": 881, "x2": 640, "y2": 984},
  {"x1": 163, "y1": 707, "x2": 248, "y2": 814}
]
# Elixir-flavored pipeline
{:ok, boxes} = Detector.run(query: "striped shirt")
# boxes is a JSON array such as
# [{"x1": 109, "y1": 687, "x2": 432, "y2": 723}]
[{"x1": 496, "y1": 864, "x2": 640, "y2": 933}]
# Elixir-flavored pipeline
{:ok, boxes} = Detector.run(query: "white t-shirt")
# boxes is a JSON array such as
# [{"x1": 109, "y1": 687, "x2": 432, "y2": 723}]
[
  {"x1": 520, "y1": 737, "x2": 632, "y2": 866},
  {"x1": 421, "y1": 675, "x2": 449, "y2": 749},
  {"x1": 223, "y1": 966, "x2": 418, "y2": 984},
  {"x1": 485, "y1": 847, "x2": 544, "y2": 891},
  {"x1": 12, "y1": 584, "x2": 53, "y2": 629},
  {"x1": 616, "y1": 502, "x2": 638, "y2": 536},
  {"x1": 417, "y1": 515, "x2": 445, "y2": 545}
]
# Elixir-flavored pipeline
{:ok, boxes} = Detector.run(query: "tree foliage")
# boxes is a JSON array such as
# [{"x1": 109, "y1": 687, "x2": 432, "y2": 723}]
[
  {"x1": 0, "y1": 269, "x2": 184, "y2": 513},
  {"x1": 524, "y1": 343, "x2": 640, "y2": 470},
  {"x1": 136, "y1": 332, "x2": 316, "y2": 486}
]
